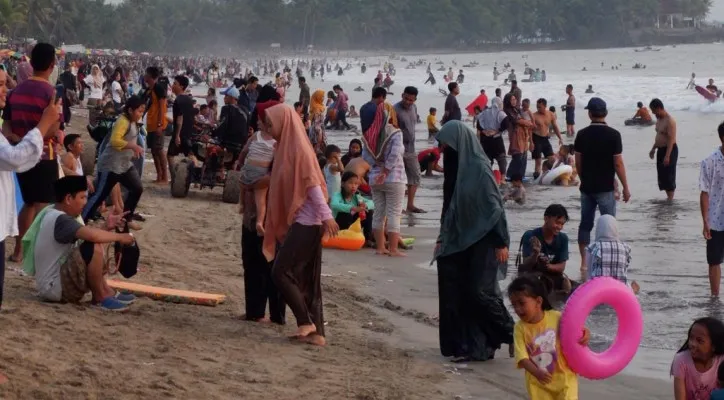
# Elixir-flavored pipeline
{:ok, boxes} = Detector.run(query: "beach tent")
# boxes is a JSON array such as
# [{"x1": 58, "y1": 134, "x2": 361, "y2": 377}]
[{"x1": 465, "y1": 93, "x2": 489, "y2": 116}]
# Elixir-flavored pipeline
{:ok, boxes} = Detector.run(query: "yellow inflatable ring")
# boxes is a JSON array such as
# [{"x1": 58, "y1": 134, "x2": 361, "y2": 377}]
[{"x1": 322, "y1": 219, "x2": 365, "y2": 251}]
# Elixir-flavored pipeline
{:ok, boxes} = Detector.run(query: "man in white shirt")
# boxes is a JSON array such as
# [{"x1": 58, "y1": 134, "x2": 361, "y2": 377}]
[
  {"x1": 700, "y1": 122, "x2": 724, "y2": 296},
  {"x1": 0, "y1": 69, "x2": 63, "y2": 312}
]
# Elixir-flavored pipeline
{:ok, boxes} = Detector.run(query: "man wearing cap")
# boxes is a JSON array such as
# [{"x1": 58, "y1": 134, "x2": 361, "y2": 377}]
[
  {"x1": 573, "y1": 97, "x2": 631, "y2": 274},
  {"x1": 216, "y1": 86, "x2": 249, "y2": 149}
]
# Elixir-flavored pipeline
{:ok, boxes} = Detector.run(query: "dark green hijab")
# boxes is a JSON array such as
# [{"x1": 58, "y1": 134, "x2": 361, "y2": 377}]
[{"x1": 434, "y1": 121, "x2": 509, "y2": 260}]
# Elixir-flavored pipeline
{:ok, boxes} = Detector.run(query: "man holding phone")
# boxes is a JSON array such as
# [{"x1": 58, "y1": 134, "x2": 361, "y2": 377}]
[
  {"x1": 518, "y1": 204, "x2": 573, "y2": 294},
  {"x1": 1, "y1": 43, "x2": 61, "y2": 264}
]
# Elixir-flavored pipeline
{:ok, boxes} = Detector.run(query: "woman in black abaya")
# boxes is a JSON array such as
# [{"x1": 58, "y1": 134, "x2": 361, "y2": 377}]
[{"x1": 433, "y1": 121, "x2": 514, "y2": 362}]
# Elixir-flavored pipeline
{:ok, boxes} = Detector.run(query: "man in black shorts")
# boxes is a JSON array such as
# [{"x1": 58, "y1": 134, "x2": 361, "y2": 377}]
[
  {"x1": 2, "y1": 42, "x2": 60, "y2": 263},
  {"x1": 167, "y1": 75, "x2": 196, "y2": 171},
  {"x1": 532, "y1": 98, "x2": 563, "y2": 179}
]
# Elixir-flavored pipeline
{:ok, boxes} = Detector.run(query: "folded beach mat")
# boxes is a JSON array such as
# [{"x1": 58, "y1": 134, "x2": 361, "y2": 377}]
[
  {"x1": 107, "y1": 280, "x2": 226, "y2": 306},
  {"x1": 14, "y1": 173, "x2": 23, "y2": 214}
]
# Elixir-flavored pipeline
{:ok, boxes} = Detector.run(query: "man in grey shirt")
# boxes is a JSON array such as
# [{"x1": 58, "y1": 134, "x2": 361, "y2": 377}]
[{"x1": 394, "y1": 86, "x2": 425, "y2": 213}]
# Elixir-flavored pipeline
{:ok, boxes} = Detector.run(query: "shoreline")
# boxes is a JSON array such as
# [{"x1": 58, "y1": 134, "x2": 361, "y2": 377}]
[{"x1": 321, "y1": 226, "x2": 673, "y2": 398}]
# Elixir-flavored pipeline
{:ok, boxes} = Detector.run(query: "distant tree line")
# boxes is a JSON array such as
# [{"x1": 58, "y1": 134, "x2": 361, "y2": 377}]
[{"x1": 0, "y1": 0, "x2": 714, "y2": 54}]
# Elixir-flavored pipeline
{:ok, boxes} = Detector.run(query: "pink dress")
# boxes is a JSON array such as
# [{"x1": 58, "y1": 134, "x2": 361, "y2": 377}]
[{"x1": 671, "y1": 350, "x2": 723, "y2": 400}]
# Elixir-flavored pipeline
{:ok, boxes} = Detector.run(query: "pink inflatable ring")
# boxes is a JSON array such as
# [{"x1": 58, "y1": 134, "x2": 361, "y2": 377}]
[{"x1": 559, "y1": 277, "x2": 643, "y2": 380}]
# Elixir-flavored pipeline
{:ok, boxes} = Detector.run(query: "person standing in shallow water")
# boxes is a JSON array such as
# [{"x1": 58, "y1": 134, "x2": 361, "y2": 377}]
[
  {"x1": 433, "y1": 120, "x2": 514, "y2": 362},
  {"x1": 699, "y1": 122, "x2": 724, "y2": 297},
  {"x1": 649, "y1": 98, "x2": 678, "y2": 201},
  {"x1": 574, "y1": 98, "x2": 631, "y2": 274}
]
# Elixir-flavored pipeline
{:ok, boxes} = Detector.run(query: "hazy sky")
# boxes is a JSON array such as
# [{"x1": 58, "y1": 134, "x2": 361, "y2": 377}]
[{"x1": 712, "y1": 0, "x2": 724, "y2": 20}]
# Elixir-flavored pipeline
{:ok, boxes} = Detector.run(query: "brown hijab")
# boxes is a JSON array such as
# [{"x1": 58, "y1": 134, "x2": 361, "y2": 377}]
[{"x1": 262, "y1": 104, "x2": 328, "y2": 261}]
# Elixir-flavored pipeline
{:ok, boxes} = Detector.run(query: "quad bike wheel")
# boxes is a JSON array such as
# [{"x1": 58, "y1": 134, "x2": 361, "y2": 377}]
[
  {"x1": 170, "y1": 159, "x2": 193, "y2": 198},
  {"x1": 222, "y1": 170, "x2": 242, "y2": 204}
]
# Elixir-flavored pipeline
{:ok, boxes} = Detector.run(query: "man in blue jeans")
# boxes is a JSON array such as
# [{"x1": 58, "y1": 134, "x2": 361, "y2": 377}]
[{"x1": 573, "y1": 97, "x2": 631, "y2": 273}]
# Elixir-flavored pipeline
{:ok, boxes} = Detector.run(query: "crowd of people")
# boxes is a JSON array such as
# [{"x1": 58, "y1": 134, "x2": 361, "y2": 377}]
[{"x1": 3, "y1": 40, "x2": 724, "y2": 399}]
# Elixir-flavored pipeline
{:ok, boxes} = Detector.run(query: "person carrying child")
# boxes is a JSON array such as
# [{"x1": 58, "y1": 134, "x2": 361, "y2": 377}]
[
  {"x1": 330, "y1": 172, "x2": 375, "y2": 246},
  {"x1": 509, "y1": 275, "x2": 590, "y2": 400},
  {"x1": 671, "y1": 317, "x2": 724, "y2": 400},
  {"x1": 239, "y1": 101, "x2": 278, "y2": 235}
]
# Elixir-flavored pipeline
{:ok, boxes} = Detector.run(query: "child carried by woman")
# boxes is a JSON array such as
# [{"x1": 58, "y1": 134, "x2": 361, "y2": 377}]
[{"x1": 239, "y1": 105, "x2": 277, "y2": 235}]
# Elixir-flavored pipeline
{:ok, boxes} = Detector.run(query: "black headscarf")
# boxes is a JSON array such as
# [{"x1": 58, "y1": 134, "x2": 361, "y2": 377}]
[
  {"x1": 502, "y1": 92, "x2": 520, "y2": 127},
  {"x1": 249, "y1": 84, "x2": 281, "y2": 131},
  {"x1": 434, "y1": 121, "x2": 509, "y2": 260}
]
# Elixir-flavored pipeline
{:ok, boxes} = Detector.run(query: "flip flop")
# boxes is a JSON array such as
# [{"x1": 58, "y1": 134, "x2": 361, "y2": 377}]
[{"x1": 407, "y1": 207, "x2": 427, "y2": 214}]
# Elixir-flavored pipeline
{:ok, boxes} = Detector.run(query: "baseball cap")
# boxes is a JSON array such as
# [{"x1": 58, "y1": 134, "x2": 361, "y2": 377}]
[
  {"x1": 221, "y1": 86, "x2": 240, "y2": 99},
  {"x1": 584, "y1": 97, "x2": 607, "y2": 112}
]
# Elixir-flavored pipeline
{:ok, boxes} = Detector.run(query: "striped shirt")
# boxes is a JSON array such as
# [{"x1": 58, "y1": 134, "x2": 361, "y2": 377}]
[
  {"x1": 2, "y1": 78, "x2": 55, "y2": 159},
  {"x1": 587, "y1": 240, "x2": 631, "y2": 283}
]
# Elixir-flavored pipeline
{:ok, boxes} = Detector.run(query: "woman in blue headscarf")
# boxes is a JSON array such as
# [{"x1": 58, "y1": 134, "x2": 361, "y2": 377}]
[{"x1": 433, "y1": 120, "x2": 514, "y2": 362}]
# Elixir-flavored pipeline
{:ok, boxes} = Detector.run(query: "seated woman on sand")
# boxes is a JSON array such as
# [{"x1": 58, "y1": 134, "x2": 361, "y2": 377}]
[
  {"x1": 330, "y1": 172, "x2": 375, "y2": 246},
  {"x1": 584, "y1": 215, "x2": 640, "y2": 293},
  {"x1": 341, "y1": 138, "x2": 362, "y2": 166}
]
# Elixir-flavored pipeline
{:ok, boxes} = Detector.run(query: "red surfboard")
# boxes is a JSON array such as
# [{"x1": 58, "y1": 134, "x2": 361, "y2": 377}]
[
  {"x1": 465, "y1": 94, "x2": 489, "y2": 116},
  {"x1": 696, "y1": 85, "x2": 718, "y2": 102}
]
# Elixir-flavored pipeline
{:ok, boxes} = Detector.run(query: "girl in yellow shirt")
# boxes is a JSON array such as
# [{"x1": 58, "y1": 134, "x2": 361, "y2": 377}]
[{"x1": 508, "y1": 276, "x2": 590, "y2": 400}]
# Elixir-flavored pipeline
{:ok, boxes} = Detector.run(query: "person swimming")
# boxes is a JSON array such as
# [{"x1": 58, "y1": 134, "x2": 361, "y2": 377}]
[{"x1": 585, "y1": 85, "x2": 594, "y2": 94}]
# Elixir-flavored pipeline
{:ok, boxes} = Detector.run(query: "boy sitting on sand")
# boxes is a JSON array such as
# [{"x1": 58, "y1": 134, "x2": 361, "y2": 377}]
[{"x1": 24, "y1": 176, "x2": 136, "y2": 312}]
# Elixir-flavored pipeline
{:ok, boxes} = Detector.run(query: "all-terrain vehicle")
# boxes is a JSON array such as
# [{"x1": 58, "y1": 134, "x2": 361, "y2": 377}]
[{"x1": 169, "y1": 129, "x2": 242, "y2": 203}]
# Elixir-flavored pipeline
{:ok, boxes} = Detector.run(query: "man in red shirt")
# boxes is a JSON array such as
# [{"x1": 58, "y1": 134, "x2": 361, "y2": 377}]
[
  {"x1": 418, "y1": 145, "x2": 444, "y2": 177},
  {"x1": 2, "y1": 43, "x2": 60, "y2": 263}
]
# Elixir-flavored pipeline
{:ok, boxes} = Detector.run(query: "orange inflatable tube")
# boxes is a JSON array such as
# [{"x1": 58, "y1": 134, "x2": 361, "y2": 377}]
[{"x1": 322, "y1": 219, "x2": 365, "y2": 250}]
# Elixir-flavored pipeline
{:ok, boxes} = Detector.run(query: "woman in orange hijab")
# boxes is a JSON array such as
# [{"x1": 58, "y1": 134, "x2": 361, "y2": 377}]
[{"x1": 262, "y1": 103, "x2": 338, "y2": 346}]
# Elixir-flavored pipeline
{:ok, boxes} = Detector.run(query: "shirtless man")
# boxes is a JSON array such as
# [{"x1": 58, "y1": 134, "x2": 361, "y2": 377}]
[
  {"x1": 648, "y1": 98, "x2": 678, "y2": 201},
  {"x1": 532, "y1": 98, "x2": 563, "y2": 179},
  {"x1": 344, "y1": 157, "x2": 371, "y2": 194},
  {"x1": 564, "y1": 84, "x2": 575, "y2": 137}
]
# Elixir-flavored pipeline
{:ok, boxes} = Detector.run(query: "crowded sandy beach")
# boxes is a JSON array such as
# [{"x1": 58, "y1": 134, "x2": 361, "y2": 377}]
[{"x1": 5, "y1": 35, "x2": 724, "y2": 400}]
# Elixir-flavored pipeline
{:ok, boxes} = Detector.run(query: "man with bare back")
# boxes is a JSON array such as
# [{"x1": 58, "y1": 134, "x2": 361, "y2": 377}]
[
  {"x1": 344, "y1": 157, "x2": 372, "y2": 194},
  {"x1": 564, "y1": 84, "x2": 575, "y2": 137},
  {"x1": 532, "y1": 98, "x2": 563, "y2": 179},
  {"x1": 648, "y1": 98, "x2": 678, "y2": 201}
]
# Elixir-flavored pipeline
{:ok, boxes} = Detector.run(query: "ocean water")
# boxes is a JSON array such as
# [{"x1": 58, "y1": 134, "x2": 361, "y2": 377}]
[{"x1": 322, "y1": 43, "x2": 724, "y2": 112}]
